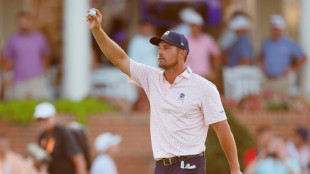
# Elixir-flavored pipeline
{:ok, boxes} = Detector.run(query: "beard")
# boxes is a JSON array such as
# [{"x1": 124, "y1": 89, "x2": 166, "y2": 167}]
[{"x1": 158, "y1": 56, "x2": 178, "y2": 69}]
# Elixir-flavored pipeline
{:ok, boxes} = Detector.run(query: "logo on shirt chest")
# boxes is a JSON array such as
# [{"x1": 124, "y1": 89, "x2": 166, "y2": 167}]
[{"x1": 179, "y1": 93, "x2": 185, "y2": 101}]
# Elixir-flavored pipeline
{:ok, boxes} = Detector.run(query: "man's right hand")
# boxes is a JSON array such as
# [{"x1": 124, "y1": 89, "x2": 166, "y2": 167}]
[
  {"x1": 85, "y1": 8, "x2": 131, "y2": 77},
  {"x1": 86, "y1": 8, "x2": 102, "y2": 31}
]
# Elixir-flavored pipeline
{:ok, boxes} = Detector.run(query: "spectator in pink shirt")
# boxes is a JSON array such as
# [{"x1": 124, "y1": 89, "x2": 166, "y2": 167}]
[
  {"x1": 3, "y1": 11, "x2": 51, "y2": 100},
  {"x1": 186, "y1": 12, "x2": 221, "y2": 81}
]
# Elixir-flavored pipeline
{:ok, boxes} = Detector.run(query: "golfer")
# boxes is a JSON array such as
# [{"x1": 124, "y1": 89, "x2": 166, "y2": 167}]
[{"x1": 86, "y1": 9, "x2": 242, "y2": 174}]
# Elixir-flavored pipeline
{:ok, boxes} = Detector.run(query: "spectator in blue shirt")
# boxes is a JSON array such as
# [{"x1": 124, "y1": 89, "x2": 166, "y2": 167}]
[
  {"x1": 259, "y1": 15, "x2": 306, "y2": 94},
  {"x1": 225, "y1": 15, "x2": 253, "y2": 67},
  {"x1": 127, "y1": 20, "x2": 158, "y2": 68},
  {"x1": 255, "y1": 135, "x2": 301, "y2": 174}
]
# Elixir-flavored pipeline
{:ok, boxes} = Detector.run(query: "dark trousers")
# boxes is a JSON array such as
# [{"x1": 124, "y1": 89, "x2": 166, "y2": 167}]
[{"x1": 155, "y1": 155, "x2": 206, "y2": 174}]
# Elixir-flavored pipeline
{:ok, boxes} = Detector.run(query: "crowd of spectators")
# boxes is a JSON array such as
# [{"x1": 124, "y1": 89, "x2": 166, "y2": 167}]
[
  {"x1": 1, "y1": 104, "x2": 309, "y2": 174},
  {"x1": 1, "y1": 6, "x2": 306, "y2": 112},
  {"x1": 0, "y1": 102, "x2": 122, "y2": 174},
  {"x1": 244, "y1": 126, "x2": 310, "y2": 174}
]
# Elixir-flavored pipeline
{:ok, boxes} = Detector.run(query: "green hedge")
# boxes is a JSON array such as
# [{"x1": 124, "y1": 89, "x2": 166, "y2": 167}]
[
  {"x1": 205, "y1": 109, "x2": 254, "y2": 173},
  {"x1": 0, "y1": 98, "x2": 113, "y2": 124}
]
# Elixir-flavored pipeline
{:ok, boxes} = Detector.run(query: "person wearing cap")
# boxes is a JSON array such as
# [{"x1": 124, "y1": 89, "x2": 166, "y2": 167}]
[
  {"x1": 287, "y1": 126, "x2": 310, "y2": 174},
  {"x1": 225, "y1": 15, "x2": 253, "y2": 67},
  {"x1": 219, "y1": 12, "x2": 249, "y2": 51},
  {"x1": 172, "y1": 7, "x2": 198, "y2": 36},
  {"x1": 90, "y1": 133, "x2": 121, "y2": 174},
  {"x1": 87, "y1": 9, "x2": 241, "y2": 174},
  {"x1": 34, "y1": 102, "x2": 87, "y2": 174},
  {"x1": 259, "y1": 15, "x2": 306, "y2": 95},
  {"x1": 185, "y1": 11, "x2": 221, "y2": 81}
]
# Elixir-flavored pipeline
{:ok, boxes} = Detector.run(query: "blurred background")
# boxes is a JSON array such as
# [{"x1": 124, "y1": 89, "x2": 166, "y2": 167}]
[{"x1": 0, "y1": 0, "x2": 310, "y2": 174}]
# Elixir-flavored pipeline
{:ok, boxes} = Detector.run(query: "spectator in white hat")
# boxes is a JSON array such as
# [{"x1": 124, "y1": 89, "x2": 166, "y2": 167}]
[
  {"x1": 259, "y1": 15, "x2": 306, "y2": 95},
  {"x1": 91, "y1": 133, "x2": 122, "y2": 174},
  {"x1": 185, "y1": 12, "x2": 221, "y2": 83},
  {"x1": 225, "y1": 15, "x2": 253, "y2": 67},
  {"x1": 171, "y1": 7, "x2": 200, "y2": 36},
  {"x1": 270, "y1": 15, "x2": 286, "y2": 30},
  {"x1": 34, "y1": 102, "x2": 87, "y2": 174}
]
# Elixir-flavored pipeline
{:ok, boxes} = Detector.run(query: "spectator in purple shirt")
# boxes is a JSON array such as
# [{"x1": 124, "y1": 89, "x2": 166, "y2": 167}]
[{"x1": 3, "y1": 11, "x2": 51, "y2": 100}]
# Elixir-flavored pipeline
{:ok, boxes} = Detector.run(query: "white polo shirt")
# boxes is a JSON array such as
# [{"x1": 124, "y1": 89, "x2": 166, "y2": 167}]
[{"x1": 129, "y1": 59, "x2": 227, "y2": 160}]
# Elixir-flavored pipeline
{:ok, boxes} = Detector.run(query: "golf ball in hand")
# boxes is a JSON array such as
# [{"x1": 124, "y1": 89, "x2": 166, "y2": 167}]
[{"x1": 89, "y1": 9, "x2": 96, "y2": 16}]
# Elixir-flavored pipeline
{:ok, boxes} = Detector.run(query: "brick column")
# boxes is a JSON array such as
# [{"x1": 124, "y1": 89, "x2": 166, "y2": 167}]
[{"x1": 63, "y1": 0, "x2": 91, "y2": 101}]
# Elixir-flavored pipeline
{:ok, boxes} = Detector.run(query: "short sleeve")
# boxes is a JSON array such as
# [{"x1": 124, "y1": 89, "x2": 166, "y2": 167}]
[
  {"x1": 239, "y1": 36, "x2": 253, "y2": 59},
  {"x1": 129, "y1": 59, "x2": 158, "y2": 96},
  {"x1": 4, "y1": 37, "x2": 15, "y2": 59},
  {"x1": 201, "y1": 85, "x2": 227, "y2": 125},
  {"x1": 290, "y1": 41, "x2": 304, "y2": 59},
  {"x1": 62, "y1": 128, "x2": 82, "y2": 158}
]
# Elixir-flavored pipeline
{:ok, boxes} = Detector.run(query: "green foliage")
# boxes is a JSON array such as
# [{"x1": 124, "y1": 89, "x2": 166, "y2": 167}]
[
  {"x1": 0, "y1": 98, "x2": 113, "y2": 124},
  {"x1": 0, "y1": 100, "x2": 41, "y2": 124},
  {"x1": 205, "y1": 109, "x2": 255, "y2": 174},
  {"x1": 55, "y1": 98, "x2": 113, "y2": 123},
  {"x1": 265, "y1": 100, "x2": 289, "y2": 111}
]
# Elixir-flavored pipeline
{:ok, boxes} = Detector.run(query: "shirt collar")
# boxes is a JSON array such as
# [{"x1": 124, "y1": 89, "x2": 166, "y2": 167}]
[
  {"x1": 161, "y1": 66, "x2": 192, "y2": 84},
  {"x1": 180, "y1": 66, "x2": 192, "y2": 79},
  {"x1": 271, "y1": 35, "x2": 285, "y2": 42}
]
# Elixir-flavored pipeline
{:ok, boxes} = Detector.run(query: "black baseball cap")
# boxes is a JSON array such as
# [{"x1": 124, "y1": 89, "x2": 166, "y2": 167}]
[{"x1": 150, "y1": 31, "x2": 189, "y2": 54}]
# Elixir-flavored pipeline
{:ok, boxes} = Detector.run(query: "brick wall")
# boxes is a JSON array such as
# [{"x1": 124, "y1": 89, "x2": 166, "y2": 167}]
[
  {"x1": 1, "y1": 110, "x2": 309, "y2": 174},
  {"x1": 232, "y1": 109, "x2": 310, "y2": 139}
]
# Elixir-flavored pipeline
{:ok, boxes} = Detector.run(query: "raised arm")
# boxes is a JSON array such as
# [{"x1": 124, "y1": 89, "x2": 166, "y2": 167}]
[{"x1": 86, "y1": 9, "x2": 130, "y2": 77}]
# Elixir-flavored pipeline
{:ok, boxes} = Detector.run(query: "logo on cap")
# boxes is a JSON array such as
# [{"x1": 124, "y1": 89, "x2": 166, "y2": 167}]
[
  {"x1": 162, "y1": 31, "x2": 170, "y2": 38},
  {"x1": 181, "y1": 42, "x2": 184, "y2": 46}
]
